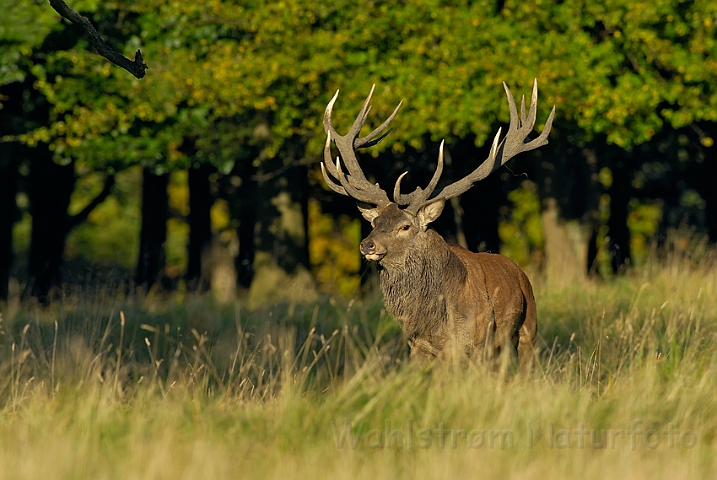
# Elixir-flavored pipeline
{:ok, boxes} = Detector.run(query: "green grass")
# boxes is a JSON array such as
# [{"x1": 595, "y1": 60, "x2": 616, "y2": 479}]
[{"x1": 1, "y1": 250, "x2": 716, "y2": 479}]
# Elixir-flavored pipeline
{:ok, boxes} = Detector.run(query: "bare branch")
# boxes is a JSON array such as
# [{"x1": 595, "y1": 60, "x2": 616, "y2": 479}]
[
  {"x1": 65, "y1": 175, "x2": 115, "y2": 232},
  {"x1": 49, "y1": 0, "x2": 148, "y2": 79}
]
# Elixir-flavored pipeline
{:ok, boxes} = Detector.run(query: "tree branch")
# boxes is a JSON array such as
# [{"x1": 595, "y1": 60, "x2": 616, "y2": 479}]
[
  {"x1": 66, "y1": 175, "x2": 116, "y2": 233},
  {"x1": 49, "y1": 0, "x2": 148, "y2": 79}
]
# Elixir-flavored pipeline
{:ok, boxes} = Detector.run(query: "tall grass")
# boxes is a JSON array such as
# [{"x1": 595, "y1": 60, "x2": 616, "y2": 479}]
[{"x1": 1, "y1": 246, "x2": 716, "y2": 479}]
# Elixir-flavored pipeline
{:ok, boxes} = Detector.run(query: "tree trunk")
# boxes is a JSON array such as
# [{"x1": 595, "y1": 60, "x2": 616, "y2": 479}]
[
  {"x1": 608, "y1": 157, "x2": 632, "y2": 272},
  {"x1": 27, "y1": 146, "x2": 76, "y2": 302},
  {"x1": 701, "y1": 160, "x2": 717, "y2": 243},
  {"x1": 236, "y1": 187, "x2": 256, "y2": 290},
  {"x1": 452, "y1": 136, "x2": 504, "y2": 253},
  {"x1": 461, "y1": 180, "x2": 502, "y2": 253},
  {"x1": 135, "y1": 168, "x2": 169, "y2": 291},
  {"x1": 0, "y1": 154, "x2": 19, "y2": 301},
  {"x1": 535, "y1": 142, "x2": 600, "y2": 285},
  {"x1": 541, "y1": 198, "x2": 594, "y2": 286},
  {"x1": 220, "y1": 161, "x2": 258, "y2": 290},
  {"x1": 186, "y1": 164, "x2": 214, "y2": 291},
  {"x1": 248, "y1": 159, "x2": 315, "y2": 306},
  {"x1": 688, "y1": 124, "x2": 717, "y2": 243}
]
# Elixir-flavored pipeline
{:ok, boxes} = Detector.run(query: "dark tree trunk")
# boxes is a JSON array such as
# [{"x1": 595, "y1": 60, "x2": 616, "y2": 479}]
[
  {"x1": 135, "y1": 168, "x2": 169, "y2": 291},
  {"x1": 236, "y1": 197, "x2": 256, "y2": 289},
  {"x1": 587, "y1": 227, "x2": 600, "y2": 276},
  {"x1": 2, "y1": 79, "x2": 55, "y2": 302},
  {"x1": 608, "y1": 157, "x2": 632, "y2": 273},
  {"x1": 27, "y1": 145, "x2": 76, "y2": 302},
  {"x1": 453, "y1": 137, "x2": 504, "y2": 253},
  {"x1": 536, "y1": 138, "x2": 600, "y2": 285},
  {"x1": 687, "y1": 124, "x2": 717, "y2": 243},
  {"x1": 248, "y1": 158, "x2": 315, "y2": 305},
  {"x1": 0, "y1": 154, "x2": 20, "y2": 300},
  {"x1": 460, "y1": 178, "x2": 502, "y2": 253},
  {"x1": 221, "y1": 161, "x2": 258, "y2": 290},
  {"x1": 702, "y1": 159, "x2": 717, "y2": 243},
  {"x1": 253, "y1": 162, "x2": 311, "y2": 271},
  {"x1": 186, "y1": 164, "x2": 214, "y2": 291}
]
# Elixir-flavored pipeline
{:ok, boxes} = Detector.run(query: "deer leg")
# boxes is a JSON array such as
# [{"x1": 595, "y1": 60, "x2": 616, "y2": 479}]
[
  {"x1": 516, "y1": 320, "x2": 537, "y2": 371},
  {"x1": 482, "y1": 318, "x2": 497, "y2": 362},
  {"x1": 409, "y1": 338, "x2": 438, "y2": 364}
]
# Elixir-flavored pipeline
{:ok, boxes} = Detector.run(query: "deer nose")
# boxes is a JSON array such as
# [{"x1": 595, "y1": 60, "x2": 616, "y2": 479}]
[{"x1": 360, "y1": 239, "x2": 376, "y2": 255}]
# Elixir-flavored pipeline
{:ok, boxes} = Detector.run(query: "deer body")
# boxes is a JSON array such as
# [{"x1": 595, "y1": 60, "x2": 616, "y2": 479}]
[
  {"x1": 396, "y1": 245, "x2": 537, "y2": 363},
  {"x1": 362, "y1": 203, "x2": 537, "y2": 365},
  {"x1": 320, "y1": 81, "x2": 553, "y2": 367}
]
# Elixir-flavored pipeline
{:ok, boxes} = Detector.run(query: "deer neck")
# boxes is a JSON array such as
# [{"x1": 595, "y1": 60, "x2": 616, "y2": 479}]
[{"x1": 378, "y1": 230, "x2": 467, "y2": 339}]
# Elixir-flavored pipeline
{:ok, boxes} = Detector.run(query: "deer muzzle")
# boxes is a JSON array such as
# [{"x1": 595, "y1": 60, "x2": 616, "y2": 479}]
[{"x1": 360, "y1": 238, "x2": 384, "y2": 261}]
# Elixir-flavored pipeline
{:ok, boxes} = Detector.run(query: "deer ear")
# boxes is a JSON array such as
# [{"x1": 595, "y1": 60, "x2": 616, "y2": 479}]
[
  {"x1": 417, "y1": 199, "x2": 445, "y2": 229},
  {"x1": 357, "y1": 203, "x2": 380, "y2": 224}
]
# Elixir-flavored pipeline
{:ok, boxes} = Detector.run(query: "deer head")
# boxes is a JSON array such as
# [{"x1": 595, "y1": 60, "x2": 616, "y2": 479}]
[{"x1": 321, "y1": 81, "x2": 555, "y2": 267}]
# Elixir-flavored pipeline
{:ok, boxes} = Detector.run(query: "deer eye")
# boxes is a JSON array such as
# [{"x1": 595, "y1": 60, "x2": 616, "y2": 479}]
[{"x1": 400, "y1": 224, "x2": 410, "y2": 231}]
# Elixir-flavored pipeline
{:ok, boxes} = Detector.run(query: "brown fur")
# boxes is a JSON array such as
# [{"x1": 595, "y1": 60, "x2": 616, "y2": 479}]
[{"x1": 362, "y1": 203, "x2": 536, "y2": 367}]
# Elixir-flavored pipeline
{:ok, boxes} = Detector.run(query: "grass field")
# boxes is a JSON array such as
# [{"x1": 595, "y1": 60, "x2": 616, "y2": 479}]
[{"x1": 1, "y1": 246, "x2": 716, "y2": 479}]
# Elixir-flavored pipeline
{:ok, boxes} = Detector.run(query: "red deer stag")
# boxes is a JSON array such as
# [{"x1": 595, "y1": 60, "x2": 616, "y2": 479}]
[{"x1": 320, "y1": 81, "x2": 554, "y2": 367}]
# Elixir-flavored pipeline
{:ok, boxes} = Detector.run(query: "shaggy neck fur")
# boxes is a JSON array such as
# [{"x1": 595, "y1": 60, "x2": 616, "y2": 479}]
[{"x1": 378, "y1": 230, "x2": 467, "y2": 340}]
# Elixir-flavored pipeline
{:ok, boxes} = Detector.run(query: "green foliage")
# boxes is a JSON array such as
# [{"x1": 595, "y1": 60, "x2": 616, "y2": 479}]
[
  {"x1": 66, "y1": 168, "x2": 141, "y2": 269},
  {"x1": 499, "y1": 180, "x2": 544, "y2": 267},
  {"x1": 165, "y1": 171, "x2": 190, "y2": 278},
  {"x1": 60, "y1": 167, "x2": 193, "y2": 281},
  {"x1": 0, "y1": 0, "x2": 56, "y2": 85},
  {"x1": 21, "y1": 0, "x2": 717, "y2": 169},
  {"x1": 629, "y1": 199, "x2": 664, "y2": 266},
  {"x1": 308, "y1": 199, "x2": 362, "y2": 296}
]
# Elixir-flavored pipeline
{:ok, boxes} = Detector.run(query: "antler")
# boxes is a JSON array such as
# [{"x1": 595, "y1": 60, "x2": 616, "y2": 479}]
[
  {"x1": 321, "y1": 85, "x2": 403, "y2": 207},
  {"x1": 398, "y1": 79, "x2": 555, "y2": 214}
]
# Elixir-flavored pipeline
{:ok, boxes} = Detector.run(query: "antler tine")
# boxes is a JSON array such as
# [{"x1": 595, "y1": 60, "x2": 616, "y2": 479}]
[
  {"x1": 410, "y1": 80, "x2": 553, "y2": 209},
  {"x1": 323, "y1": 90, "x2": 341, "y2": 136},
  {"x1": 331, "y1": 157, "x2": 391, "y2": 205},
  {"x1": 321, "y1": 87, "x2": 402, "y2": 207},
  {"x1": 323, "y1": 130, "x2": 379, "y2": 198},
  {"x1": 323, "y1": 145, "x2": 388, "y2": 205},
  {"x1": 322, "y1": 130, "x2": 346, "y2": 180},
  {"x1": 320, "y1": 162, "x2": 348, "y2": 196},
  {"x1": 348, "y1": 84, "x2": 375, "y2": 139},
  {"x1": 500, "y1": 79, "x2": 552, "y2": 160},
  {"x1": 535, "y1": 104, "x2": 556, "y2": 145},
  {"x1": 523, "y1": 79, "x2": 539, "y2": 130},
  {"x1": 393, "y1": 171, "x2": 410, "y2": 204},
  {"x1": 356, "y1": 100, "x2": 404, "y2": 148},
  {"x1": 505, "y1": 82, "x2": 521, "y2": 134},
  {"x1": 403, "y1": 140, "x2": 446, "y2": 213},
  {"x1": 321, "y1": 132, "x2": 348, "y2": 196}
]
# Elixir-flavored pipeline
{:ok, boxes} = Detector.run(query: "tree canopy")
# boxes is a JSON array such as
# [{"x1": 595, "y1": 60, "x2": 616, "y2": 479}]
[
  {"x1": 1, "y1": 0, "x2": 716, "y2": 296},
  {"x1": 10, "y1": 0, "x2": 712, "y2": 168}
]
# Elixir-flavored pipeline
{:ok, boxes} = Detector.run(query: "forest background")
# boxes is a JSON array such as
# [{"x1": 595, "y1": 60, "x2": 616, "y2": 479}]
[{"x1": 1, "y1": 0, "x2": 716, "y2": 305}]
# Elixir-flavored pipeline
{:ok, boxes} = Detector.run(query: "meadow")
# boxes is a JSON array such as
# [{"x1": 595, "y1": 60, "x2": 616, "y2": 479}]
[{"x1": 0, "y1": 242, "x2": 716, "y2": 479}]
